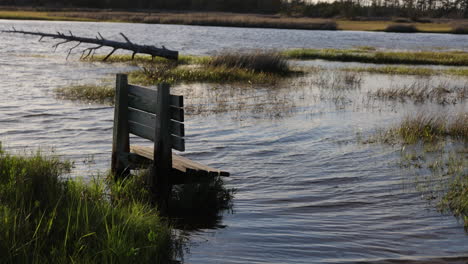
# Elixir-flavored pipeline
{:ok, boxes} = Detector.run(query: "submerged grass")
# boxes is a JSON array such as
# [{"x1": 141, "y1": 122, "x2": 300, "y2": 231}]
[
  {"x1": 0, "y1": 145, "x2": 181, "y2": 263},
  {"x1": 439, "y1": 174, "x2": 468, "y2": 229},
  {"x1": 373, "y1": 113, "x2": 467, "y2": 231},
  {"x1": 282, "y1": 48, "x2": 468, "y2": 66},
  {"x1": 382, "y1": 112, "x2": 467, "y2": 144},
  {"x1": 55, "y1": 84, "x2": 115, "y2": 104},
  {"x1": 370, "y1": 82, "x2": 467, "y2": 105},
  {"x1": 344, "y1": 65, "x2": 468, "y2": 77}
]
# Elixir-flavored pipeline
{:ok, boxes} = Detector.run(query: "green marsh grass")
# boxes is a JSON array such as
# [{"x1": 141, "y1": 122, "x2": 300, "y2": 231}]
[
  {"x1": 344, "y1": 66, "x2": 468, "y2": 77},
  {"x1": 0, "y1": 146, "x2": 181, "y2": 263},
  {"x1": 131, "y1": 63, "x2": 283, "y2": 86},
  {"x1": 344, "y1": 66, "x2": 437, "y2": 76},
  {"x1": 55, "y1": 84, "x2": 115, "y2": 104},
  {"x1": 282, "y1": 48, "x2": 468, "y2": 66},
  {"x1": 380, "y1": 112, "x2": 467, "y2": 145},
  {"x1": 439, "y1": 174, "x2": 468, "y2": 229},
  {"x1": 83, "y1": 54, "x2": 211, "y2": 65},
  {"x1": 209, "y1": 52, "x2": 290, "y2": 74}
]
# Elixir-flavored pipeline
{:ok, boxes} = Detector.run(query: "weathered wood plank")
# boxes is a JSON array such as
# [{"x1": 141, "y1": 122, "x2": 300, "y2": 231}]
[
  {"x1": 129, "y1": 121, "x2": 155, "y2": 141},
  {"x1": 153, "y1": 83, "x2": 173, "y2": 212},
  {"x1": 170, "y1": 94, "x2": 183, "y2": 108},
  {"x1": 171, "y1": 135, "x2": 185, "y2": 152},
  {"x1": 130, "y1": 145, "x2": 229, "y2": 177},
  {"x1": 170, "y1": 120, "x2": 184, "y2": 137},
  {"x1": 128, "y1": 107, "x2": 156, "y2": 127},
  {"x1": 170, "y1": 106, "x2": 184, "y2": 122},
  {"x1": 128, "y1": 84, "x2": 157, "y2": 113},
  {"x1": 111, "y1": 74, "x2": 130, "y2": 179},
  {"x1": 128, "y1": 110, "x2": 183, "y2": 138}
]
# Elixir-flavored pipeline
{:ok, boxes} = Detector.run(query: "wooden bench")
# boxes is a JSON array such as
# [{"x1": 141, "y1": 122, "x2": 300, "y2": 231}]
[{"x1": 111, "y1": 74, "x2": 229, "y2": 208}]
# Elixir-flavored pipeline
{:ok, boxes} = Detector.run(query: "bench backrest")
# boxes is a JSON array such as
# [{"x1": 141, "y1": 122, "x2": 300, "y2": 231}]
[{"x1": 111, "y1": 74, "x2": 184, "y2": 177}]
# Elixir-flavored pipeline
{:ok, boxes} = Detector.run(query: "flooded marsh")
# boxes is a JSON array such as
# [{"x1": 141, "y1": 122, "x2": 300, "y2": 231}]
[{"x1": 1, "y1": 20, "x2": 468, "y2": 263}]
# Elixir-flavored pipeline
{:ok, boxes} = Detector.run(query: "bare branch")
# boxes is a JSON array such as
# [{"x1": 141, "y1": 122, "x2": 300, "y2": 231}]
[
  {"x1": 103, "y1": 48, "x2": 118, "y2": 61},
  {"x1": 2, "y1": 28, "x2": 178, "y2": 61}
]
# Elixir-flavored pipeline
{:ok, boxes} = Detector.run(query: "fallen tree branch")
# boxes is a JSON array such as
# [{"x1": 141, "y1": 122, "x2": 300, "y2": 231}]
[{"x1": 2, "y1": 28, "x2": 178, "y2": 61}]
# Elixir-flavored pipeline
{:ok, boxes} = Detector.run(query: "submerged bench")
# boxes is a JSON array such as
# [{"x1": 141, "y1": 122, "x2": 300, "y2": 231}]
[{"x1": 111, "y1": 74, "x2": 229, "y2": 207}]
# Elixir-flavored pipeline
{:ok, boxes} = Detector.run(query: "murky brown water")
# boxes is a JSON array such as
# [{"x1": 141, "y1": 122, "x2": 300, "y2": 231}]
[{"x1": 1, "y1": 20, "x2": 467, "y2": 263}]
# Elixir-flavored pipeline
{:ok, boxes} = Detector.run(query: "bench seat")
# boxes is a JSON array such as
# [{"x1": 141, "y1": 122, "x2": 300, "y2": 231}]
[{"x1": 130, "y1": 145, "x2": 229, "y2": 182}]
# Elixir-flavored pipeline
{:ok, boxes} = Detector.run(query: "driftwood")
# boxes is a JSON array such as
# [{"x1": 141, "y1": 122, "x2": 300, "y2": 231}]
[{"x1": 2, "y1": 28, "x2": 178, "y2": 61}]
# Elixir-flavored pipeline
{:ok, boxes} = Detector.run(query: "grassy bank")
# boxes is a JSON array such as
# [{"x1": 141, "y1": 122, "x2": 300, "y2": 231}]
[
  {"x1": 0, "y1": 9, "x2": 465, "y2": 34},
  {"x1": 0, "y1": 145, "x2": 181, "y2": 263},
  {"x1": 283, "y1": 48, "x2": 468, "y2": 66}
]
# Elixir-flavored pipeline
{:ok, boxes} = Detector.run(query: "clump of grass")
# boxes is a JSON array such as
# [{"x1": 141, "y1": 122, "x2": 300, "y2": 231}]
[
  {"x1": 370, "y1": 82, "x2": 467, "y2": 105},
  {"x1": 131, "y1": 63, "x2": 280, "y2": 85},
  {"x1": 0, "y1": 146, "x2": 181, "y2": 263},
  {"x1": 385, "y1": 23, "x2": 418, "y2": 33},
  {"x1": 345, "y1": 66, "x2": 437, "y2": 76},
  {"x1": 382, "y1": 112, "x2": 467, "y2": 144},
  {"x1": 439, "y1": 175, "x2": 468, "y2": 230},
  {"x1": 209, "y1": 52, "x2": 290, "y2": 74},
  {"x1": 55, "y1": 84, "x2": 115, "y2": 104},
  {"x1": 282, "y1": 48, "x2": 468, "y2": 66}
]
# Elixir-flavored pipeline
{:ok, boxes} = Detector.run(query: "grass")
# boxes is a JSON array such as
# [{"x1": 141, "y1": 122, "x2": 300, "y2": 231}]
[
  {"x1": 0, "y1": 10, "x2": 93, "y2": 21},
  {"x1": 130, "y1": 64, "x2": 281, "y2": 86},
  {"x1": 439, "y1": 174, "x2": 468, "y2": 230},
  {"x1": 282, "y1": 48, "x2": 468, "y2": 66},
  {"x1": 209, "y1": 52, "x2": 289, "y2": 74},
  {"x1": 380, "y1": 112, "x2": 467, "y2": 144},
  {"x1": 55, "y1": 53, "x2": 293, "y2": 104},
  {"x1": 83, "y1": 54, "x2": 211, "y2": 65},
  {"x1": 344, "y1": 65, "x2": 468, "y2": 77},
  {"x1": 369, "y1": 82, "x2": 467, "y2": 105},
  {"x1": 0, "y1": 145, "x2": 181, "y2": 263},
  {"x1": 55, "y1": 84, "x2": 115, "y2": 104},
  {"x1": 345, "y1": 66, "x2": 437, "y2": 76}
]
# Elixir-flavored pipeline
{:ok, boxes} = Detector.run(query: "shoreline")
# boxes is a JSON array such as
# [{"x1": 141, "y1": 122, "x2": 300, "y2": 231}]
[{"x1": 0, "y1": 8, "x2": 466, "y2": 34}]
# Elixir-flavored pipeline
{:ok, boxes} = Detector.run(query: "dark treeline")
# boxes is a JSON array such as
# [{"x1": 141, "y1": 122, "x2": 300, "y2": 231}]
[
  {"x1": 2, "y1": 0, "x2": 467, "y2": 18},
  {"x1": 2, "y1": 0, "x2": 281, "y2": 13},
  {"x1": 283, "y1": 0, "x2": 468, "y2": 19}
]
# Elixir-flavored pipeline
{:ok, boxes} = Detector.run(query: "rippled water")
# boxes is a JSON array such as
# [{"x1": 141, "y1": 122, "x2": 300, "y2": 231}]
[{"x1": 1, "y1": 20, "x2": 467, "y2": 263}]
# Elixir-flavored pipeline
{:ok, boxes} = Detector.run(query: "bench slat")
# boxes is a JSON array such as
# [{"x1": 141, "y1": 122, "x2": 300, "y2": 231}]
[
  {"x1": 170, "y1": 95, "x2": 183, "y2": 108},
  {"x1": 170, "y1": 106, "x2": 184, "y2": 122},
  {"x1": 130, "y1": 145, "x2": 229, "y2": 177},
  {"x1": 128, "y1": 107, "x2": 156, "y2": 127},
  {"x1": 129, "y1": 121, "x2": 154, "y2": 141},
  {"x1": 171, "y1": 135, "x2": 185, "y2": 152},
  {"x1": 128, "y1": 84, "x2": 157, "y2": 114},
  {"x1": 129, "y1": 108, "x2": 184, "y2": 138}
]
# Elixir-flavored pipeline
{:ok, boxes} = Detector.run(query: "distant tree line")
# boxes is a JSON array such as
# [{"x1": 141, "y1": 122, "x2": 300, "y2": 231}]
[
  {"x1": 1, "y1": 0, "x2": 282, "y2": 13},
  {"x1": 2, "y1": 0, "x2": 467, "y2": 18},
  {"x1": 282, "y1": 0, "x2": 468, "y2": 19}
]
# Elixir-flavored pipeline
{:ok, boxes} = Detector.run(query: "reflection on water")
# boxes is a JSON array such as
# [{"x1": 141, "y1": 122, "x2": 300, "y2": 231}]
[{"x1": 1, "y1": 20, "x2": 468, "y2": 264}]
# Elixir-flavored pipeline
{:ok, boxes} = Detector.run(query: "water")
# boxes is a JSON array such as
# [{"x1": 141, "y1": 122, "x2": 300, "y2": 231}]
[{"x1": 1, "y1": 20, "x2": 467, "y2": 263}]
